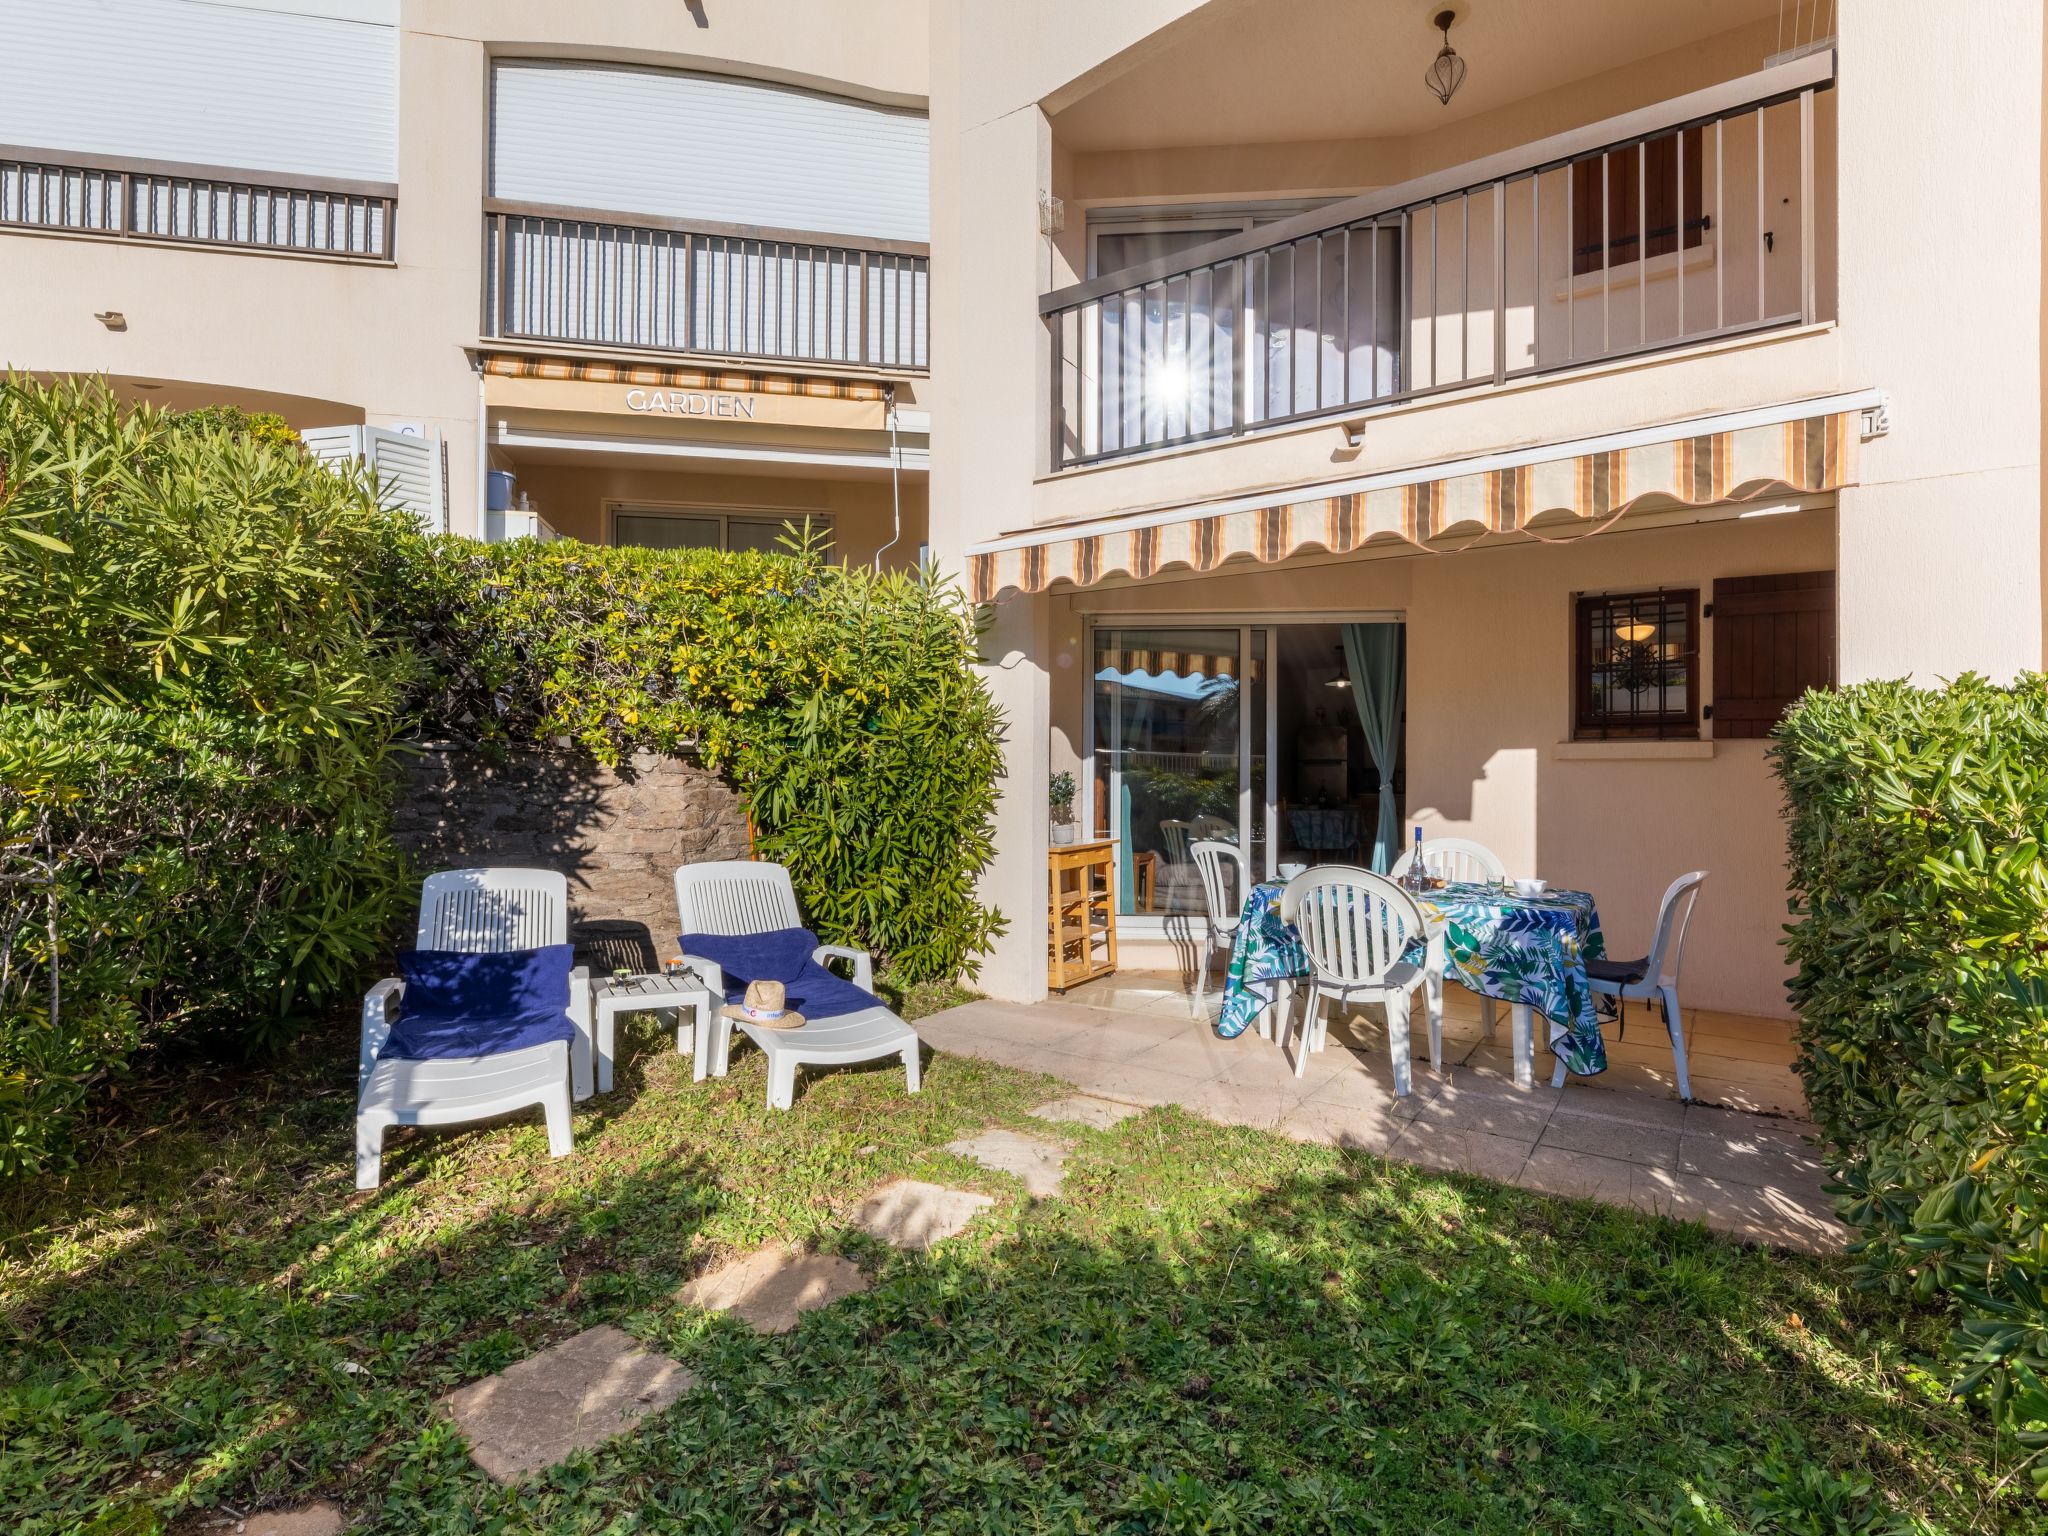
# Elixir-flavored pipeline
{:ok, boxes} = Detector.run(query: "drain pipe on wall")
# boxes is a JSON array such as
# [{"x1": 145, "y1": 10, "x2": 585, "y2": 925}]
[
  {"x1": 474, "y1": 364, "x2": 489, "y2": 539},
  {"x1": 873, "y1": 382, "x2": 901, "y2": 572}
]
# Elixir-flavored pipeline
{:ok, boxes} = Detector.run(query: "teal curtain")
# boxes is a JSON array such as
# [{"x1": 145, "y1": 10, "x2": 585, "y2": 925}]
[{"x1": 1341, "y1": 622, "x2": 1405, "y2": 873}]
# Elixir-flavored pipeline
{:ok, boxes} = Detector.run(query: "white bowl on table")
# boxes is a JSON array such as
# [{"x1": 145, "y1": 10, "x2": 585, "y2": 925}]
[
  {"x1": 1278, "y1": 861, "x2": 1308, "y2": 881},
  {"x1": 1512, "y1": 877, "x2": 1549, "y2": 899}
]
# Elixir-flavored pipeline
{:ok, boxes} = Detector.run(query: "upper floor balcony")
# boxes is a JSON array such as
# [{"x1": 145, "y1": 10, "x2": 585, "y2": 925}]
[
  {"x1": 1044, "y1": 49, "x2": 1833, "y2": 471},
  {"x1": 479, "y1": 58, "x2": 930, "y2": 375},
  {"x1": 480, "y1": 203, "x2": 929, "y2": 372}
]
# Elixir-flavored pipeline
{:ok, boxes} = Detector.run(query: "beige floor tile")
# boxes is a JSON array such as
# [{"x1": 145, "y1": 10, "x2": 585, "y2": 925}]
[
  {"x1": 1519, "y1": 1145, "x2": 1637, "y2": 1204},
  {"x1": 1552, "y1": 1083, "x2": 1689, "y2": 1131},
  {"x1": 1629, "y1": 1165, "x2": 1848, "y2": 1254},
  {"x1": 1684, "y1": 1100, "x2": 1816, "y2": 1139},
  {"x1": 1686, "y1": 1074, "x2": 1809, "y2": 1118},
  {"x1": 1037, "y1": 1053, "x2": 1218, "y2": 1108},
  {"x1": 1388, "y1": 1118, "x2": 1536, "y2": 1182},
  {"x1": 850, "y1": 1179, "x2": 996, "y2": 1250},
  {"x1": 244, "y1": 1506, "x2": 349, "y2": 1536},
  {"x1": 1028, "y1": 1094, "x2": 1147, "y2": 1130},
  {"x1": 1687, "y1": 1011, "x2": 1799, "y2": 1047},
  {"x1": 1537, "y1": 1113, "x2": 1679, "y2": 1169},
  {"x1": 944, "y1": 1128, "x2": 1070, "y2": 1198},
  {"x1": 1278, "y1": 1094, "x2": 1406, "y2": 1153},
  {"x1": 1413, "y1": 1086, "x2": 1556, "y2": 1143},
  {"x1": 1676, "y1": 1121, "x2": 1827, "y2": 1191}
]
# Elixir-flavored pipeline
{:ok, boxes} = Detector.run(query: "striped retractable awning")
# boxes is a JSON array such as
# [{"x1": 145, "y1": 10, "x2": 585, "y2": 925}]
[
  {"x1": 479, "y1": 352, "x2": 888, "y2": 401},
  {"x1": 966, "y1": 393, "x2": 1876, "y2": 605}
]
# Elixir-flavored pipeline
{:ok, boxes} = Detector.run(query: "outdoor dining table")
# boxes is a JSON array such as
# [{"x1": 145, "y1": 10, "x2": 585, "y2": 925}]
[{"x1": 1214, "y1": 878, "x2": 1611, "y2": 1088}]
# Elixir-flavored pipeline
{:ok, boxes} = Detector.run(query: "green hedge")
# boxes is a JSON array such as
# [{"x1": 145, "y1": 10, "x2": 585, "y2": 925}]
[
  {"x1": 0, "y1": 377, "x2": 414, "y2": 1172},
  {"x1": 385, "y1": 531, "x2": 1007, "y2": 982},
  {"x1": 1775, "y1": 674, "x2": 2048, "y2": 1454}
]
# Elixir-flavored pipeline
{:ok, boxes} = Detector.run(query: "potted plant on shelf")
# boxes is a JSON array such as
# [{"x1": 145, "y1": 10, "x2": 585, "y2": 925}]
[{"x1": 1049, "y1": 770, "x2": 1078, "y2": 845}]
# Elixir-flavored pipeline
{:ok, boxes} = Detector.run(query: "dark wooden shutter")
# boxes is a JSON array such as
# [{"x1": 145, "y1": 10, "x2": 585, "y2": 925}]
[{"x1": 1710, "y1": 571, "x2": 1836, "y2": 738}]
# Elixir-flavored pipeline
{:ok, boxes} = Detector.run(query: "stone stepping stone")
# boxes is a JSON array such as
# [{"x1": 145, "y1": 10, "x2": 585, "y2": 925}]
[
  {"x1": 945, "y1": 1128, "x2": 1069, "y2": 1199},
  {"x1": 851, "y1": 1178, "x2": 995, "y2": 1250},
  {"x1": 243, "y1": 1506, "x2": 348, "y2": 1536},
  {"x1": 441, "y1": 1324, "x2": 693, "y2": 1485},
  {"x1": 1029, "y1": 1094, "x2": 1144, "y2": 1130},
  {"x1": 676, "y1": 1245, "x2": 868, "y2": 1334}
]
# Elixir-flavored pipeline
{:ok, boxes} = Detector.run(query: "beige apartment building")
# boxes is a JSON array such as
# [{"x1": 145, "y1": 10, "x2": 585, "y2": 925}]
[
  {"x1": 929, "y1": 0, "x2": 2045, "y2": 1017},
  {"x1": 4, "y1": 1, "x2": 2043, "y2": 1026},
  {"x1": 0, "y1": 0, "x2": 932, "y2": 561}
]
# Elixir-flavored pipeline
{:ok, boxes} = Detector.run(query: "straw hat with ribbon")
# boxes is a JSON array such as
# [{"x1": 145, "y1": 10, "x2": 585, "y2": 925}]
[{"x1": 724, "y1": 979, "x2": 805, "y2": 1030}]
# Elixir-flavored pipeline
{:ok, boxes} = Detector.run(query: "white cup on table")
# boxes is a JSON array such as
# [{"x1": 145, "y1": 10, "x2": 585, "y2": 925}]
[
  {"x1": 1278, "y1": 862, "x2": 1308, "y2": 881},
  {"x1": 1512, "y1": 877, "x2": 1548, "y2": 899}
]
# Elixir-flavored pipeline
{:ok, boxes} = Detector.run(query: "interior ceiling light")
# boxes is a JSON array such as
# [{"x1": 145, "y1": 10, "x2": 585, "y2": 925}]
[
  {"x1": 1615, "y1": 620, "x2": 1658, "y2": 642},
  {"x1": 1424, "y1": 10, "x2": 1467, "y2": 107}
]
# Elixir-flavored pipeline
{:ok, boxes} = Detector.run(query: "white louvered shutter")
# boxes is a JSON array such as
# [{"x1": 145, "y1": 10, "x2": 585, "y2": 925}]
[
  {"x1": 0, "y1": 0, "x2": 398, "y2": 181},
  {"x1": 300, "y1": 426, "x2": 446, "y2": 533}
]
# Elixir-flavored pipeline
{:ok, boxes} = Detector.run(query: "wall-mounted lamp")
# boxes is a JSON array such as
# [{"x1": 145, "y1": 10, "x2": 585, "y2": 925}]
[
  {"x1": 1423, "y1": 10, "x2": 1467, "y2": 107},
  {"x1": 94, "y1": 310, "x2": 127, "y2": 331},
  {"x1": 1339, "y1": 418, "x2": 1368, "y2": 448}
]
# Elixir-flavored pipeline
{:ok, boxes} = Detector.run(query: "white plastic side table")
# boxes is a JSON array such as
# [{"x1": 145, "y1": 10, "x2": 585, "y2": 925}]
[{"x1": 588, "y1": 973, "x2": 717, "y2": 1093}]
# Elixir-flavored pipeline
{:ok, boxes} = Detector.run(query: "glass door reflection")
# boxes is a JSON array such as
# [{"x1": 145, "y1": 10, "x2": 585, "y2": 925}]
[{"x1": 1094, "y1": 627, "x2": 1247, "y2": 917}]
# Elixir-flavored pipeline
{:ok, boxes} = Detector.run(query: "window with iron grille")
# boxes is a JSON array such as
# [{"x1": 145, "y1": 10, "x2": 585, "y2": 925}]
[{"x1": 1573, "y1": 588, "x2": 1700, "y2": 740}]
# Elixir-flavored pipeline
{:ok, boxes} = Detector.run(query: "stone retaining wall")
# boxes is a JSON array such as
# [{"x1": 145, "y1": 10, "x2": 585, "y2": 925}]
[{"x1": 394, "y1": 745, "x2": 749, "y2": 953}]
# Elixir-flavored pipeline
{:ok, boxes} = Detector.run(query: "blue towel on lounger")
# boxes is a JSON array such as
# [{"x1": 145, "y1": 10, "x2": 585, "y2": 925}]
[
  {"x1": 384, "y1": 945, "x2": 579, "y2": 1060},
  {"x1": 678, "y1": 926, "x2": 875, "y2": 1022}
]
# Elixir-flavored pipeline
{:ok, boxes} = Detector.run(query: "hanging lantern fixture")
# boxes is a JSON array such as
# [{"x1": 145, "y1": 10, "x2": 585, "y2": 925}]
[{"x1": 1424, "y1": 10, "x2": 1466, "y2": 107}]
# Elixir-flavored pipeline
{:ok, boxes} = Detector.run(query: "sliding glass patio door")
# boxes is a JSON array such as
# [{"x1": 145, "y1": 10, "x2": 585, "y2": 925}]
[{"x1": 1092, "y1": 626, "x2": 1269, "y2": 919}]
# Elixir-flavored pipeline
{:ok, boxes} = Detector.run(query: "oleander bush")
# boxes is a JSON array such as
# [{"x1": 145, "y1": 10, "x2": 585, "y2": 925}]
[
  {"x1": 0, "y1": 376, "x2": 415, "y2": 1172},
  {"x1": 1775, "y1": 673, "x2": 2048, "y2": 1455},
  {"x1": 385, "y1": 530, "x2": 1007, "y2": 982}
]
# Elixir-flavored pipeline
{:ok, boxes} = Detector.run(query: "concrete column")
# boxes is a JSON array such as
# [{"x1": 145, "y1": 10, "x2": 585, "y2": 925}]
[{"x1": 1835, "y1": 3, "x2": 2043, "y2": 682}]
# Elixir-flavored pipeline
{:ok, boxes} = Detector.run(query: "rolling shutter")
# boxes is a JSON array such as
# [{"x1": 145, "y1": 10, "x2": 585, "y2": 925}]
[
  {"x1": 490, "y1": 61, "x2": 928, "y2": 242},
  {"x1": 1709, "y1": 571, "x2": 1835, "y2": 739},
  {"x1": 302, "y1": 426, "x2": 446, "y2": 533},
  {"x1": 0, "y1": 0, "x2": 398, "y2": 182}
]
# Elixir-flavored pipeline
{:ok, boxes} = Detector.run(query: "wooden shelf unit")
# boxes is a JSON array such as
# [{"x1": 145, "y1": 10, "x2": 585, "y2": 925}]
[{"x1": 1048, "y1": 838, "x2": 1117, "y2": 991}]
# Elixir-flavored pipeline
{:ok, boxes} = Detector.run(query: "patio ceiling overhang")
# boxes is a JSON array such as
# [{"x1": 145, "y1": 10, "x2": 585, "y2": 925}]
[{"x1": 965, "y1": 390, "x2": 1883, "y2": 604}]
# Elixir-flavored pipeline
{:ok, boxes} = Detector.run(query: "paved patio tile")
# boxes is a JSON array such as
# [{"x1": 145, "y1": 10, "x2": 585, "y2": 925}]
[
  {"x1": 1037, "y1": 1053, "x2": 1217, "y2": 1108},
  {"x1": 442, "y1": 1324, "x2": 694, "y2": 1483},
  {"x1": 1415, "y1": 1085, "x2": 1556, "y2": 1143},
  {"x1": 676, "y1": 1247, "x2": 869, "y2": 1334},
  {"x1": 1552, "y1": 1082, "x2": 1689, "y2": 1130},
  {"x1": 244, "y1": 1505, "x2": 349, "y2": 1536},
  {"x1": 1387, "y1": 1118, "x2": 1535, "y2": 1182},
  {"x1": 850, "y1": 1179, "x2": 995, "y2": 1250},
  {"x1": 1519, "y1": 1145, "x2": 1637, "y2": 1205},
  {"x1": 1630, "y1": 1166, "x2": 1849, "y2": 1254},
  {"x1": 1676, "y1": 1121, "x2": 1827, "y2": 1190},
  {"x1": 1277, "y1": 1093, "x2": 1406, "y2": 1154},
  {"x1": 1537, "y1": 1113, "x2": 1679, "y2": 1169},
  {"x1": 945, "y1": 1128, "x2": 1069, "y2": 1198},
  {"x1": 1029, "y1": 1094, "x2": 1146, "y2": 1129}
]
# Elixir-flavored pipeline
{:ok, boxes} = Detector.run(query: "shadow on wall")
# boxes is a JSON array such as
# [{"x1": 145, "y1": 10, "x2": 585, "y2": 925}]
[{"x1": 393, "y1": 744, "x2": 751, "y2": 958}]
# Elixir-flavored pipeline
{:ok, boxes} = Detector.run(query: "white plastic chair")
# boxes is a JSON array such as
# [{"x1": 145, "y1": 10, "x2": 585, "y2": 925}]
[
  {"x1": 1390, "y1": 837, "x2": 1510, "y2": 1035},
  {"x1": 1568, "y1": 870, "x2": 1708, "y2": 1100},
  {"x1": 673, "y1": 860, "x2": 920, "y2": 1110},
  {"x1": 356, "y1": 868, "x2": 592, "y2": 1191},
  {"x1": 1279, "y1": 867, "x2": 1443, "y2": 1094},
  {"x1": 1188, "y1": 838, "x2": 1249, "y2": 1023},
  {"x1": 1390, "y1": 836, "x2": 1508, "y2": 884}
]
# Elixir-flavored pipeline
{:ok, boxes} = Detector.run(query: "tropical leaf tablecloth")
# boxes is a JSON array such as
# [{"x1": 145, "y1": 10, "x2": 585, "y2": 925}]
[{"x1": 1215, "y1": 879, "x2": 1610, "y2": 1077}]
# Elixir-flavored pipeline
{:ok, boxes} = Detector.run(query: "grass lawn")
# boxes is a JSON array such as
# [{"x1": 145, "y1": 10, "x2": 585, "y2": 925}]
[{"x1": 0, "y1": 1009, "x2": 2033, "y2": 1535}]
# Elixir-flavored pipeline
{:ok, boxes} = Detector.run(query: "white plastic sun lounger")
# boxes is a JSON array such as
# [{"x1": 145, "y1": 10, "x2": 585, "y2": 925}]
[
  {"x1": 355, "y1": 868, "x2": 593, "y2": 1189},
  {"x1": 674, "y1": 860, "x2": 921, "y2": 1110}
]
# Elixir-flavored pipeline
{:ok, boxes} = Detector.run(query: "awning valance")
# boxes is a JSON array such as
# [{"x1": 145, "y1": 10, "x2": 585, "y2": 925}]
[
  {"x1": 967, "y1": 391, "x2": 1878, "y2": 604},
  {"x1": 479, "y1": 352, "x2": 888, "y2": 401}
]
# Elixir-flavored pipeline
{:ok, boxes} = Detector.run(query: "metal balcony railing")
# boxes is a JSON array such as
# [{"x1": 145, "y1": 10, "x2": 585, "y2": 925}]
[
  {"x1": 1044, "y1": 52, "x2": 1834, "y2": 470},
  {"x1": 483, "y1": 200, "x2": 930, "y2": 372},
  {"x1": 0, "y1": 146, "x2": 395, "y2": 260}
]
